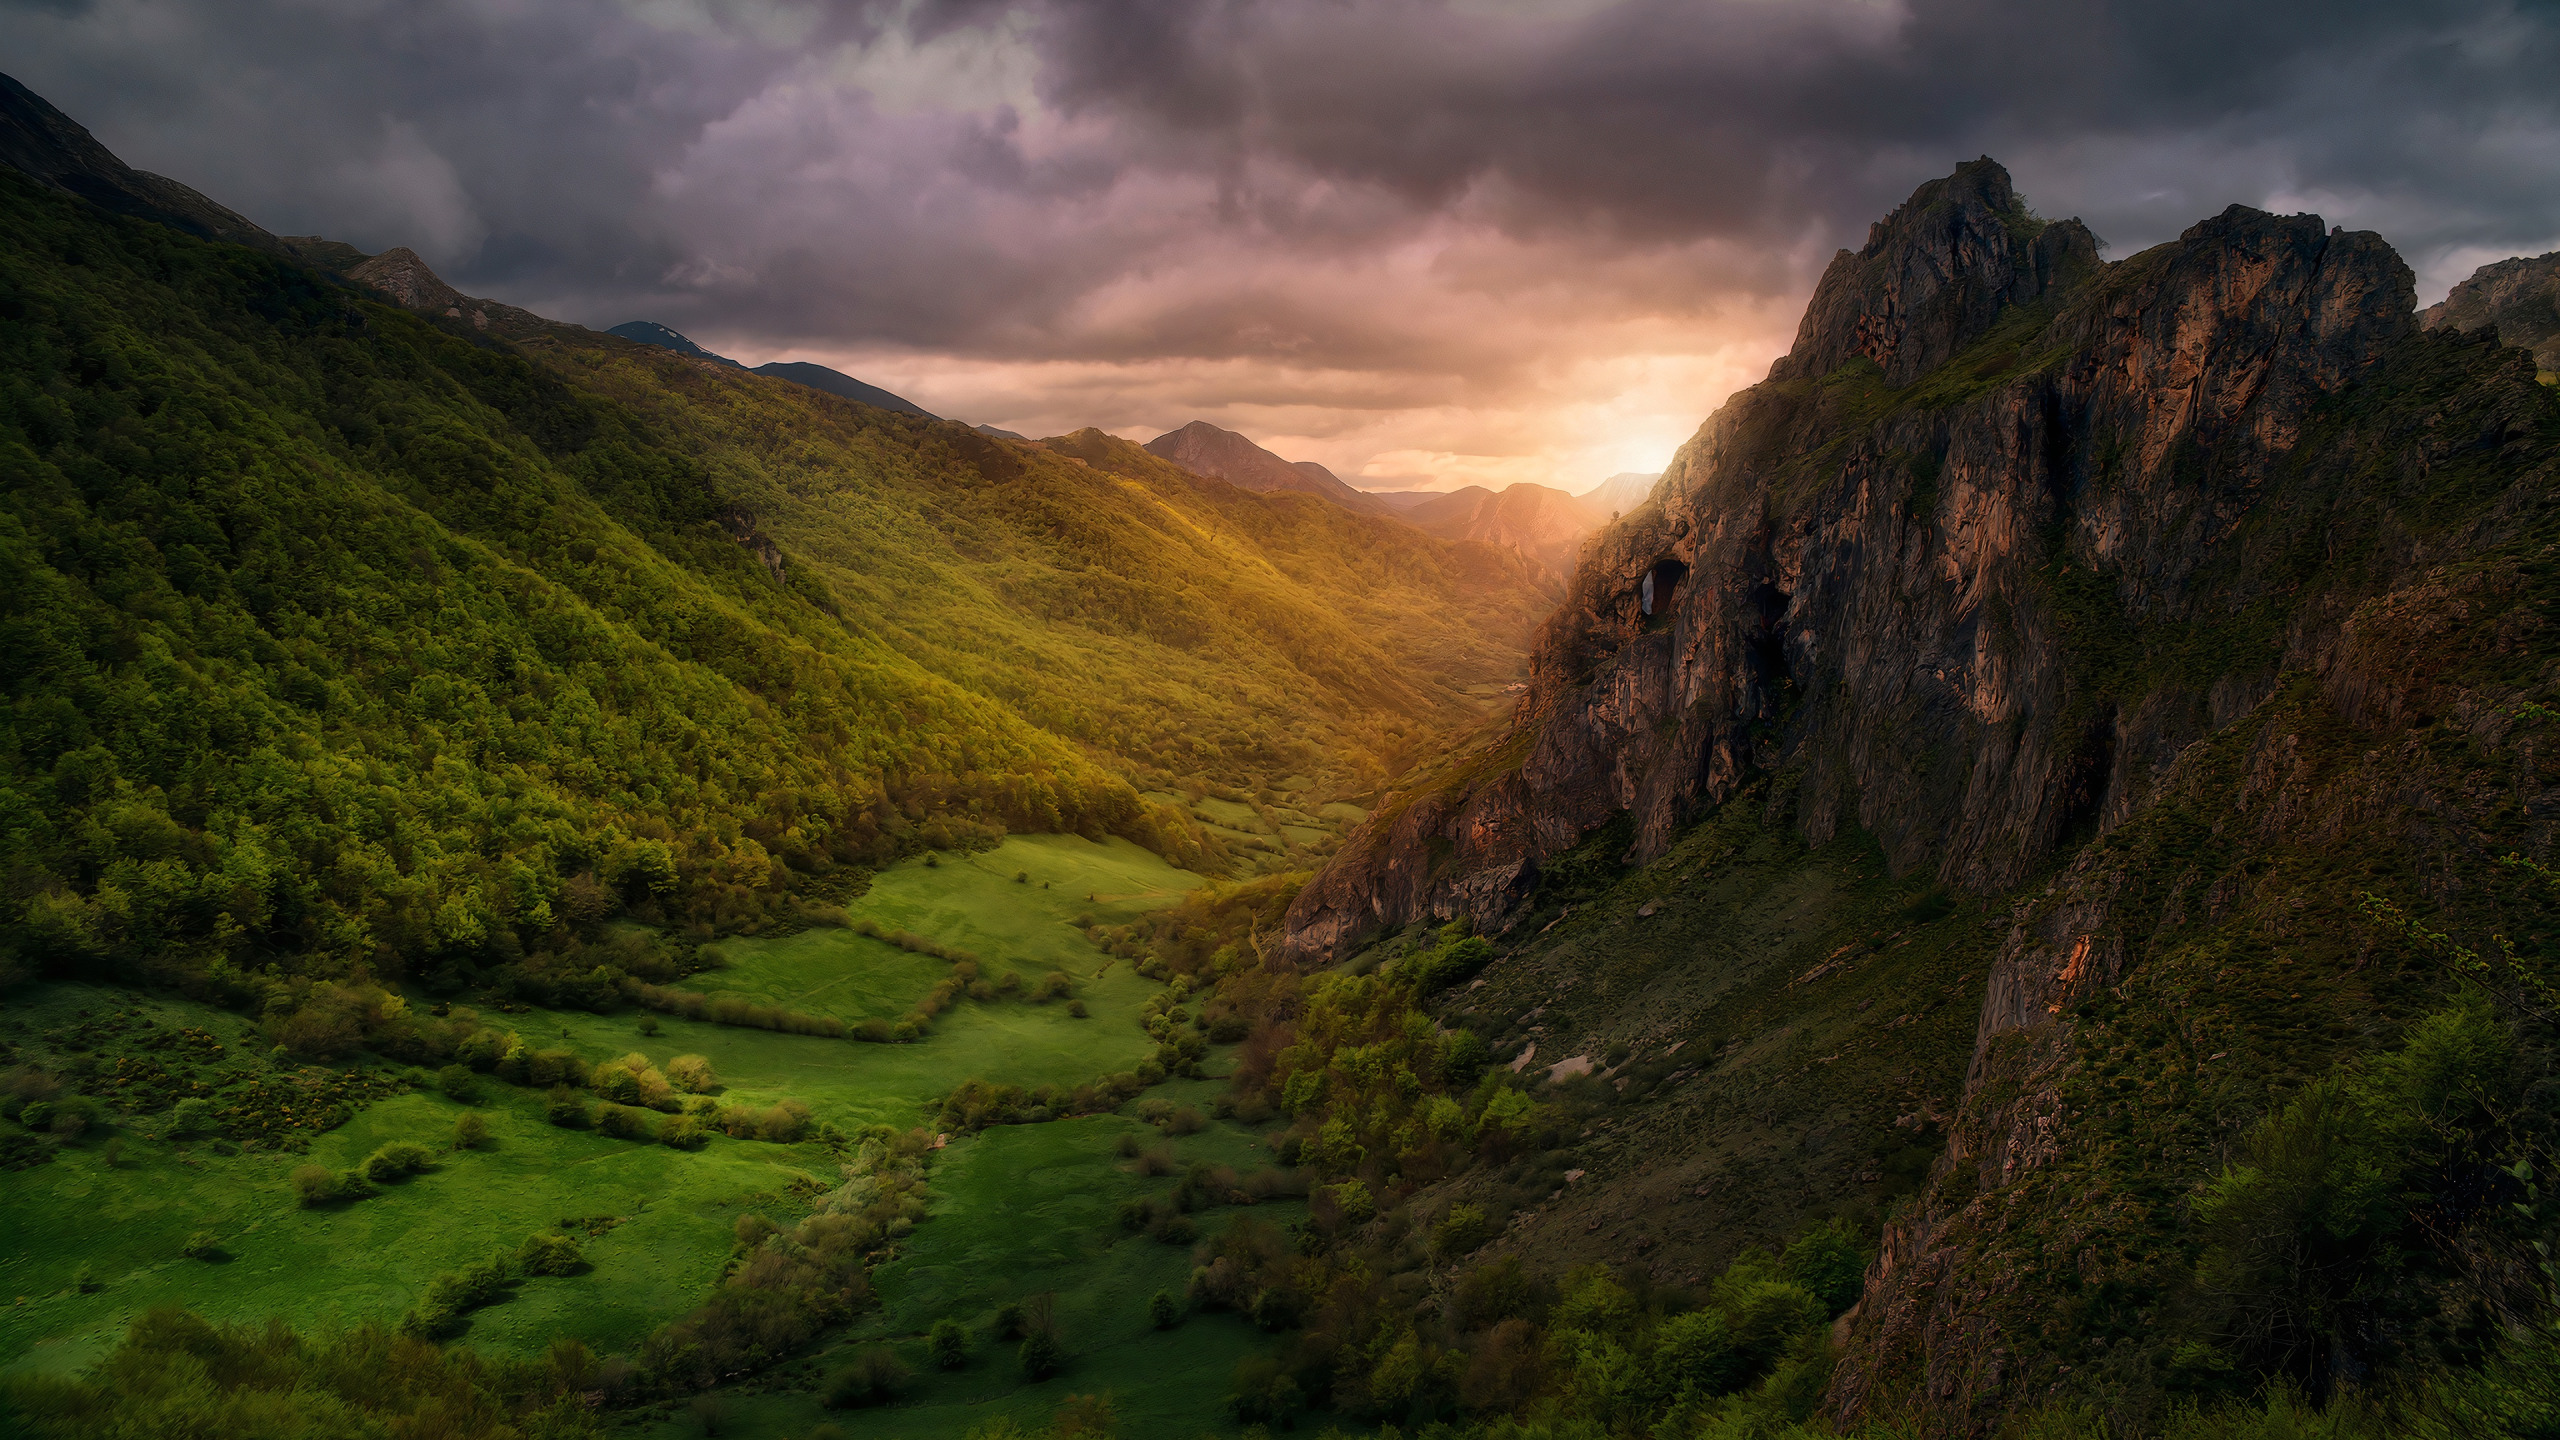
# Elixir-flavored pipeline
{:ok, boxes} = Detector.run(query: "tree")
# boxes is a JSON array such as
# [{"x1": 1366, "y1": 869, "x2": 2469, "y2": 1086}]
[
  {"x1": 168, "y1": 1097, "x2": 216, "y2": 1137},
  {"x1": 436, "y1": 1064, "x2": 480, "y2": 1103},
  {"x1": 453, "y1": 1112, "x2": 491, "y2": 1149},
  {"x1": 930, "y1": 1318, "x2": 968, "y2": 1369},
  {"x1": 1019, "y1": 1329, "x2": 1064, "y2": 1381},
  {"x1": 546, "y1": 1088, "x2": 591, "y2": 1129},
  {"x1": 1148, "y1": 1290, "x2": 1181, "y2": 1330},
  {"x1": 181, "y1": 1232, "x2": 223, "y2": 1261},
  {"x1": 821, "y1": 1347, "x2": 912, "y2": 1407}
]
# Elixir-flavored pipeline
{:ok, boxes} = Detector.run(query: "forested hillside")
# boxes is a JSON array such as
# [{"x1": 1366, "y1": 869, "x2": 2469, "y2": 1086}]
[{"x1": 0, "y1": 168, "x2": 1549, "y2": 1000}]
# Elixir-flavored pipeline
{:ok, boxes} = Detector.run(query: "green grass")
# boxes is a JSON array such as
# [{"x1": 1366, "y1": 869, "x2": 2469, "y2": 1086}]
[
  {"x1": 0, "y1": 833, "x2": 1290, "y2": 1438},
  {"x1": 633, "y1": 1102, "x2": 1299, "y2": 1440}
]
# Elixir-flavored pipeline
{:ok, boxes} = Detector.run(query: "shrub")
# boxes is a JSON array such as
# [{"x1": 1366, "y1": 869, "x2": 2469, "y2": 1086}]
[
  {"x1": 516, "y1": 1232, "x2": 583, "y2": 1276},
  {"x1": 453, "y1": 1112, "x2": 490, "y2": 1149},
  {"x1": 291, "y1": 1164, "x2": 371, "y2": 1206},
  {"x1": 182, "y1": 1231, "x2": 224, "y2": 1261},
  {"x1": 637, "y1": 1015, "x2": 661, "y2": 1037},
  {"x1": 1149, "y1": 1290, "x2": 1181, "y2": 1329},
  {"x1": 168, "y1": 1097, "x2": 216, "y2": 1137},
  {"x1": 821, "y1": 1346, "x2": 912, "y2": 1407},
  {"x1": 435, "y1": 1064, "x2": 480, "y2": 1103},
  {"x1": 930, "y1": 1318, "x2": 968, "y2": 1369},
  {"x1": 17, "y1": 1100, "x2": 54, "y2": 1131},
  {"x1": 994, "y1": 1300, "x2": 1026, "y2": 1339},
  {"x1": 667, "y1": 1054, "x2": 718, "y2": 1093},
  {"x1": 596, "y1": 1104, "x2": 658, "y2": 1142},
  {"x1": 545, "y1": 1087, "x2": 591, "y2": 1129},
  {"x1": 1434, "y1": 1203, "x2": 1492, "y2": 1260},
  {"x1": 367, "y1": 1141, "x2": 435, "y2": 1181},
  {"x1": 1034, "y1": 972, "x2": 1072, "y2": 1002},
  {"x1": 1167, "y1": 1106, "x2": 1206, "y2": 1136},
  {"x1": 661, "y1": 1114, "x2": 706, "y2": 1150},
  {"x1": 1067, "y1": 1000, "x2": 1089, "y2": 1018},
  {"x1": 1018, "y1": 1329, "x2": 1063, "y2": 1381}
]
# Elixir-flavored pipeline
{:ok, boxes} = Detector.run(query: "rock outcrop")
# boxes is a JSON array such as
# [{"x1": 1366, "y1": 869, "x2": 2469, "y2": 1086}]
[
  {"x1": 1283, "y1": 162, "x2": 2415, "y2": 966},
  {"x1": 2424, "y1": 248, "x2": 2560, "y2": 375}
]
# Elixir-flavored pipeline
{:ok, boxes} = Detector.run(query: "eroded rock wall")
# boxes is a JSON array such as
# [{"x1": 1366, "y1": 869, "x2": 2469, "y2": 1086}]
[{"x1": 1281, "y1": 165, "x2": 2413, "y2": 967}]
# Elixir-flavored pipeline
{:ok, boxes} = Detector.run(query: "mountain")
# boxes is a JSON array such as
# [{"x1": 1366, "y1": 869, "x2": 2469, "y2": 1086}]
[
  {"x1": 1393, "y1": 482, "x2": 1605, "y2": 575},
  {"x1": 1143, "y1": 420, "x2": 1390, "y2": 514},
  {"x1": 1575, "y1": 469, "x2": 1659, "y2": 517},
  {"x1": 606, "y1": 320, "x2": 741, "y2": 366},
  {"x1": 1361, "y1": 489, "x2": 1447, "y2": 512},
  {"x1": 0, "y1": 98, "x2": 1554, "y2": 998},
  {"x1": 605, "y1": 322, "x2": 939, "y2": 416},
  {"x1": 1280, "y1": 158, "x2": 2560, "y2": 1428},
  {"x1": 745, "y1": 360, "x2": 936, "y2": 418},
  {"x1": 974, "y1": 424, "x2": 1027, "y2": 440},
  {"x1": 1, "y1": 69, "x2": 282, "y2": 256},
  {"x1": 2423, "y1": 249, "x2": 2560, "y2": 377}
]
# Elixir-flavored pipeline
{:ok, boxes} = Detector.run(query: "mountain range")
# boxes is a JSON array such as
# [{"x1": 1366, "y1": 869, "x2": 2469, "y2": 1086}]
[{"x1": 603, "y1": 321, "x2": 940, "y2": 419}]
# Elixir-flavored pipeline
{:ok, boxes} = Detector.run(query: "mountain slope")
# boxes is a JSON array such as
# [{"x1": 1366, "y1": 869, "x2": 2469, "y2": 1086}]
[
  {"x1": 1396, "y1": 481, "x2": 1604, "y2": 575},
  {"x1": 0, "y1": 154, "x2": 1550, "y2": 994},
  {"x1": 0, "y1": 69, "x2": 282, "y2": 256},
  {"x1": 1144, "y1": 420, "x2": 1390, "y2": 515},
  {"x1": 1576, "y1": 469, "x2": 1659, "y2": 517},
  {"x1": 1276, "y1": 159, "x2": 2560, "y2": 1428},
  {"x1": 2423, "y1": 249, "x2": 2560, "y2": 377},
  {"x1": 604, "y1": 321, "x2": 939, "y2": 416}
]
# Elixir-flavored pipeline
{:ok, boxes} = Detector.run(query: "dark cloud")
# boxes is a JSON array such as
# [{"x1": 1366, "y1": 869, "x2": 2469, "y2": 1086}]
[{"x1": 4, "y1": 0, "x2": 2553, "y2": 487}]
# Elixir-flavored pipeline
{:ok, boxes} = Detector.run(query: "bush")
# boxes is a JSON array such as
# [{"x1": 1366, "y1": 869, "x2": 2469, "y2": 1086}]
[
  {"x1": 1034, "y1": 972, "x2": 1072, "y2": 1002},
  {"x1": 1067, "y1": 1000, "x2": 1089, "y2": 1018},
  {"x1": 994, "y1": 1300, "x2": 1026, "y2": 1339},
  {"x1": 596, "y1": 1104, "x2": 658, "y2": 1142},
  {"x1": 516, "y1": 1232, "x2": 583, "y2": 1276},
  {"x1": 1149, "y1": 1290, "x2": 1181, "y2": 1329},
  {"x1": 1434, "y1": 1203, "x2": 1492, "y2": 1260},
  {"x1": 361, "y1": 1141, "x2": 434, "y2": 1183},
  {"x1": 168, "y1": 1097, "x2": 216, "y2": 1137},
  {"x1": 292, "y1": 1163, "x2": 369, "y2": 1206},
  {"x1": 930, "y1": 1318, "x2": 968, "y2": 1369},
  {"x1": 435, "y1": 1064, "x2": 480, "y2": 1103},
  {"x1": 19, "y1": 1100, "x2": 53, "y2": 1131},
  {"x1": 545, "y1": 1087, "x2": 591, "y2": 1129},
  {"x1": 661, "y1": 1114, "x2": 706, "y2": 1150},
  {"x1": 1018, "y1": 1329, "x2": 1063, "y2": 1380},
  {"x1": 822, "y1": 1346, "x2": 913, "y2": 1407},
  {"x1": 667, "y1": 1054, "x2": 718, "y2": 1093},
  {"x1": 453, "y1": 1112, "x2": 490, "y2": 1149},
  {"x1": 182, "y1": 1231, "x2": 224, "y2": 1261}
]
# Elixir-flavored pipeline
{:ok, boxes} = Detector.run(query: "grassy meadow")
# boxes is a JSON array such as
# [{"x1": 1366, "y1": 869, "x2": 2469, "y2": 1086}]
[{"x1": 0, "y1": 836, "x2": 1305, "y2": 1439}]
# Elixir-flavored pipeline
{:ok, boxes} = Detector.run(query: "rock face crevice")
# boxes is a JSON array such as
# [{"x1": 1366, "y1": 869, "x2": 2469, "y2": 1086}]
[{"x1": 1280, "y1": 162, "x2": 2414, "y2": 967}]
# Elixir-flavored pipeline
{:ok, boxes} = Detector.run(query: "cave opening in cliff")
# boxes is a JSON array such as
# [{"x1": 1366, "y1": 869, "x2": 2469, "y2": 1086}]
[{"x1": 1642, "y1": 558, "x2": 1687, "y2": 629}]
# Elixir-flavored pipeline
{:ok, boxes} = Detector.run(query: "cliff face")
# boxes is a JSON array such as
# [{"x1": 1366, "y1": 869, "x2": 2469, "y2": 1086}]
[{"x1": 1282, "y1": 164, "x2": 2413, "y2": 964}]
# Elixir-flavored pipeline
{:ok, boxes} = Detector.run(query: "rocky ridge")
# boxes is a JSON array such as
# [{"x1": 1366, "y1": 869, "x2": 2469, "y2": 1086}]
[{"x1": 1279, "y1": 156, "x2": 2560, "y2": 1425}]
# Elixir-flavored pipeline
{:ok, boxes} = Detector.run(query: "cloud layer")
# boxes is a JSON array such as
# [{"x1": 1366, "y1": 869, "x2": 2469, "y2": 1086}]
[{"x1": 6, "y1": 0, "x2": 2555, "y2": 489}]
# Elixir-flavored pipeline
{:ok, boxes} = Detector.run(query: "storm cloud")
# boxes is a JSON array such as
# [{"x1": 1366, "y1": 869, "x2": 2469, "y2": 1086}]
[{"x1": 6, "y1": 0, "x2": 2554, "y2": 488}]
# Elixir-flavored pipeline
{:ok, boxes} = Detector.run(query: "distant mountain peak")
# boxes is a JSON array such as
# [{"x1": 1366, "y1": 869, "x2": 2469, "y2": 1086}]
[
  {"x1": 1143, "y1": 421, "x2": 1387, "y2": 515},
  {"x1": 606, "y1": 321, "x2": 742, "y2": 367}
]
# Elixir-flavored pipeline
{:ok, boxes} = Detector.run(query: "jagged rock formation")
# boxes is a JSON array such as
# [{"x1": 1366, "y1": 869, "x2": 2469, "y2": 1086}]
[
  {"x1": 2424, "y1": 248, "x2": 2560, "y2": 376},
  {"x1": 1146, "y1": 420, "x2": 1391, "y2": 514},
  {"x1": 1284, "y1": 166, "x2": 2415, "y2": 960},
  {"x1": 1283, "y1": 155, "x2": 2560, "y2": 1427}
]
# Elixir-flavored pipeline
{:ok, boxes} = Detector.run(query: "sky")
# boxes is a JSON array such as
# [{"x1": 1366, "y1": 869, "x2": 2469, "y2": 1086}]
[{"x1": 5, "y1": 0, "x2": 2556, "y2": 493}]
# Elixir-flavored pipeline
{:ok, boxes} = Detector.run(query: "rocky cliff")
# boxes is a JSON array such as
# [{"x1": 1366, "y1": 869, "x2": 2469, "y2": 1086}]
[
  {"x1": 1282, "y1": 157, "x2": 2560, "y2": 1428},
  {"x1": 1282, "y1": 162, "x2": 2414, "y2": 962}
]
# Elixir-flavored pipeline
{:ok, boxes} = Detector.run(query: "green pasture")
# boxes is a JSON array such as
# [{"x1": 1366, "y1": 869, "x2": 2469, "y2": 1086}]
[
  {"x1": 2, "y1": 835, "x2": 1253, "y2": 1409},
  {"x1": 635, "y1": 1094, "x2": 1301, "y2": 1440}
]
